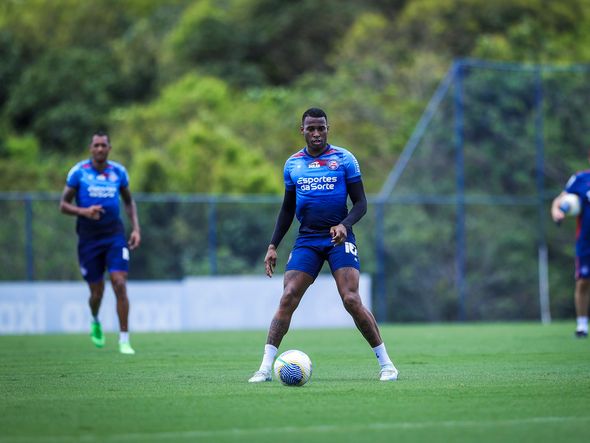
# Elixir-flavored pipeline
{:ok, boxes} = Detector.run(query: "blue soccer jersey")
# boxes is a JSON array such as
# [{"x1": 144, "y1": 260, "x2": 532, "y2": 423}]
[
  {"x1": 66, "y1": 159, "x2": 129, "y2": 238},
  {"x1": 284, "y1": 144, "x2": 361, "y2": 234},
  {"x1": 565, "y1": 170, "x2": 590, "y2": 256}
]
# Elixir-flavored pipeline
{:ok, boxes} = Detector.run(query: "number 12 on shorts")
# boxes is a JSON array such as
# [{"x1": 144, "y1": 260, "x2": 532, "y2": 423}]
[{"x1": 344, "y1": 242, "x2": 357, "y2": 256}]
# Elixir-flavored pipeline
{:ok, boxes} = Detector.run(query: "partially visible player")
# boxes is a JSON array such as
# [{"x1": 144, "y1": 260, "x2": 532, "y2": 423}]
[
  {"x1": 551, "y1": 156, "x2": 590, "y2": 338},
  {"x1": 249, "y1": 108, "x2": 399, "y2": 382},
  {"x1": 60, "y1": 131, "x2": 141, "y2": 354}
]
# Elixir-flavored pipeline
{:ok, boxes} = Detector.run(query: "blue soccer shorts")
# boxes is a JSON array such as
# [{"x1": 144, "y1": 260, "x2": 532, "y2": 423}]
[
  {"x1": 285, "y1": 232, "x2": 360, "y2": 279},
  {"x1": 575, "y1": 255, "x2": 590, "y2": 280},
  {"x1": 78, "y1": 233, "x2": 130, "y2": 283}
]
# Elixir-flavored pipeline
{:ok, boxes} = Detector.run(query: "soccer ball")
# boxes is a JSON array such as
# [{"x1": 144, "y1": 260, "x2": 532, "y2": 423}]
[
  {"x1": 559, "y1": 193, "x2": 581, "y2": 216},
  {"x1": 273, "y1": 350, "x2": 312, "y2": 386}
]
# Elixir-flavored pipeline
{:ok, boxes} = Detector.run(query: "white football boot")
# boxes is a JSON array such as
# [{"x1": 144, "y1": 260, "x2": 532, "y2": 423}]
[
  {"x1": 248, "y1": 369, "x2": 272, "y2": 383},
  {"x1": 379, "y1": 364, "x2": 399, "y2": 381}
]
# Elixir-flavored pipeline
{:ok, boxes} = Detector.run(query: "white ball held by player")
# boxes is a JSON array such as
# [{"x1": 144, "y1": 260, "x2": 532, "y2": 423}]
[{"x1": 559, "y1": 193, "x2": 581, "y2": 216}]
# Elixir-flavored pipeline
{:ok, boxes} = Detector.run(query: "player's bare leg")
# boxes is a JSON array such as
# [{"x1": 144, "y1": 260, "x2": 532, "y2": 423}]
[
  {"x1": 267, "y1": 271, "x2": 314, "y2": 346},
  {"x1": 333, "y1": 267, "x2": 398, "y2": 381},
  {"x1": 249, "y1": 271, "x2": 313, "y2": 382},
  {"x1": 574, "y1": 278, "x2": 590, "y2": 337},
  {"x1": 110, "y1": 271, "x2": 129, "y2": 332},
  {"x1": 110, "y1": 271, "x2": 135, "y2": 354},
  {"x1": 88, "y1": 280, "x2": 105, "y2": 348}
]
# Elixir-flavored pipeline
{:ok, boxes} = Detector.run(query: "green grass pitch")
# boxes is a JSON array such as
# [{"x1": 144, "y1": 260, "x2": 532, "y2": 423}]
[{"x1": 1, "y1": 322, "x2": 589, "y2": 443}]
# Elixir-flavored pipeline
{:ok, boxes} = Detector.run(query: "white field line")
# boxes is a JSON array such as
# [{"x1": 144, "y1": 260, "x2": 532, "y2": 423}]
[{"x1": 2, "y1": 416, "x2": 588, "y2": 442}]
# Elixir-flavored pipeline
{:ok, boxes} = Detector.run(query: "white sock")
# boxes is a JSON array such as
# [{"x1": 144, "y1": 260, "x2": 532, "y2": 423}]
[
  {"x1": 373, "y1": 343, "x2": 394, "y2": 368},
  {"x1": 576, "y1": 316, "x2": 588, "y2": 332},
  {"x1": 259, "y1": 344, "x2": 278, "y2": 372},
  {"x1": 119, "y1": 332, "x2": 130, "y2": 343}
]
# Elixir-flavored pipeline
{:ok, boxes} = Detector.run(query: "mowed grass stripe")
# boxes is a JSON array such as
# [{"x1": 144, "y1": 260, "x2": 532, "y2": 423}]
[{"x1": 1, "y1": 416, "x2": 589, "y2": 443}]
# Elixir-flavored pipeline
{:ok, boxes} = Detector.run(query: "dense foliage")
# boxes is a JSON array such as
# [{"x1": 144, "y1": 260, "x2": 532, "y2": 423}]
[{"x1": 2, "y1": 0, "x2": 588, "y2": 194}]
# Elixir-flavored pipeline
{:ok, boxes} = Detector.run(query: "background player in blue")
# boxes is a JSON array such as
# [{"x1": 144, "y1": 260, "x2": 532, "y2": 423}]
[
  {"x1": 60, "y1": 131, "x2": 141, "y2": 354},
  {"x1": 551, "y1": 162, "x2": 590, "y2": 338},
  {"x1": 249, "y1": 108, "x2": 399, "y2": 382}
]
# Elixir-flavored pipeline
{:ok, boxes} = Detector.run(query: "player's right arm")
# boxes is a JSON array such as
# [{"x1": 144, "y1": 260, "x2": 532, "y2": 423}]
[
  {"x1": 59, "y1": 185, "x2": 104, "y2": 220},
  {"x1": 265, "y1": 189, "x2": 296, "y2": 277}
]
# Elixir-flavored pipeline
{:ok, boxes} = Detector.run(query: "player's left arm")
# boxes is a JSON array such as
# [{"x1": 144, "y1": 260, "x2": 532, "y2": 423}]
[
  {"x1": 330, "y1": 180, "x2": 367, "y2": 245},
  {"x1": 551, "y1": 191, "x2": 568, "y2": 223},
  {"x1": 120, "y1": 186, "x2": 141, "y2": 250}
]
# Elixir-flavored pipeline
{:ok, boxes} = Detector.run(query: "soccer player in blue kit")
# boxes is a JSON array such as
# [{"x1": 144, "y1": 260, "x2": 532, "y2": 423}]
[
  {"x1": 60, "y1": 132, "x2": 141, "y2": 354},
  {"x1": 551, "y1": 166, "x2": 590, "y2": 338},
  {"x1": 249, "y1": 108, "x2": 399, "y2": 382}
]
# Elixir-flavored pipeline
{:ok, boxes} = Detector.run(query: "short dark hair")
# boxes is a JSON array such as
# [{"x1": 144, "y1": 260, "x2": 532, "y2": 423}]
[
  {"x1": 90, "y1": 131, "x2": 110, "y2": 145},
  {"x1": 301, "y1": 108, "x2": 327, "y2": 124}
]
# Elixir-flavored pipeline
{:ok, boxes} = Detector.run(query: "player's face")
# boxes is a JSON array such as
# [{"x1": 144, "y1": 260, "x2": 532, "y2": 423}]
[
  {"x1": 89, "y1": 135, "x2": 111, "y2": 163},
  {"x1": 301, "y1": 116, "x2": 329, "y2": 154}
]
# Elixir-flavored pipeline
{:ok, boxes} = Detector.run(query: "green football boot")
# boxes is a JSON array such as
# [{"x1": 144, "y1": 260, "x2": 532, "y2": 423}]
[{"x1": 90, "y1": 321, "x2": 105, "y2": 348}]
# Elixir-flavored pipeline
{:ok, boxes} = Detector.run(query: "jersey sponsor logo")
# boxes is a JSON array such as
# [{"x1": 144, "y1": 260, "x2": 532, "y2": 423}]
[
  {"x1": 328, "y1": 160, "x2": 339, "y2": 170},
  {"x1": 296, "y1": 176, "x2": 337, "y2": 191},
  {"x1": 308, "y1": 160, "x2": 322, "y2": 168},
  {"x1": 87, "y1": 185, "x2": 117, "y2": 198}
]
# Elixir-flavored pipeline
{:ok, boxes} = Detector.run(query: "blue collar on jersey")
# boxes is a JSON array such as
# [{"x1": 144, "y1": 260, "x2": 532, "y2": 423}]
[{"x1": 303, "y1": 144, "x2": 331, "y2": 158}]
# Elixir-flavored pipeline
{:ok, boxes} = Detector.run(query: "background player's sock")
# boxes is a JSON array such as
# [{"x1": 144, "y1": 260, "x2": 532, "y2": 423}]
[
  {"x1": 576, "y1": 316, "x2": 588, "y2": 333},
  {"x1": 119, "y1": 331, "x2": 130, "y2": 343}
]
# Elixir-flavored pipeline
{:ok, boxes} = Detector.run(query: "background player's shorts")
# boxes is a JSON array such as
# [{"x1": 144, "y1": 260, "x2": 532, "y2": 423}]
[
  {"x1": 78, "y1": 233, "x2": 129, "y2": 282},
  {"x1": 285, "y1": 233, "x2": 360, "y2": 279},
  {"x1": 575, "y1": 255, "x2": 590, "y2": 279}
]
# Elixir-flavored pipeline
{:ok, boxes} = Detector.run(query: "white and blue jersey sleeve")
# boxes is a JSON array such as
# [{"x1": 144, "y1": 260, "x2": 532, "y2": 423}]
[
  {"x1": 284, "y1": 144, "x2": 361, "y2": 234},
  {"x1": 66, "y1": 159, "x2": 129, "y2": 238}
]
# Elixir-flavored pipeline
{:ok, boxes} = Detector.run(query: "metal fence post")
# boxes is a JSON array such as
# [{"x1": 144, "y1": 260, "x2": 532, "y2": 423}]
[
  {"x1": 535, "y1": 67, "x2": 551, "y2": 324},
  {"x1": 24, "y1": 195, "x2": 34, "y2": 281},
  {"x1": 453, "y1": 61, "x2": 466, "y2": 321},
  {"x1": 207, "y1": 196, "x2": 218, "y2": 275}
]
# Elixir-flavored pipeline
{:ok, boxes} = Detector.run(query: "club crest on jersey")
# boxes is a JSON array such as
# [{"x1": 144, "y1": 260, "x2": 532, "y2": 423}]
[{"x1": 328, "y1": 160, "x2": 339, "y2": 170}]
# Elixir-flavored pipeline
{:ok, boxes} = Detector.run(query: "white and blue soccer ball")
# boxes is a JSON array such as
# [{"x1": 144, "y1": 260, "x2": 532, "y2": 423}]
[
  {"x1": 273, "y1": 350, "x2": 312, "y2": 386},
  {"x1": 559, "y1": 193, "x2": 581, "y2": 216}
]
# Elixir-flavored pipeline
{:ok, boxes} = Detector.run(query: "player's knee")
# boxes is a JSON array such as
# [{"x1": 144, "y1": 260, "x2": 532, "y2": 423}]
[
  {"x1": 111, "y1": 279, "x2": 127, "y2": 297},
  {"x1": 278, "y1": 290, "x2": 301, "y2": 313},
  {"x1": 341, "y1": 292, "x2": 362, "y2": 313},
  {"x1": 89, "y1": 292, "x2": 103, "y2": 302}
]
